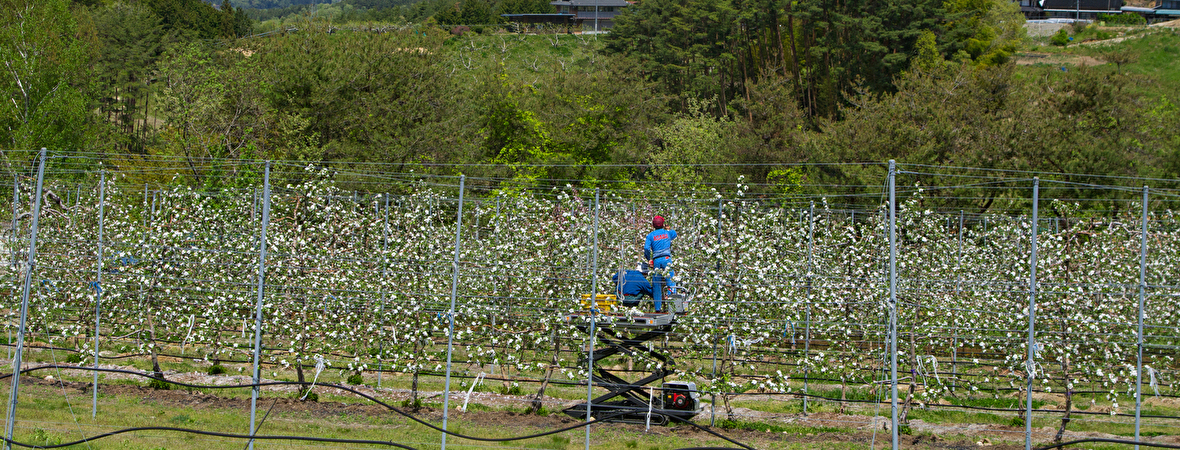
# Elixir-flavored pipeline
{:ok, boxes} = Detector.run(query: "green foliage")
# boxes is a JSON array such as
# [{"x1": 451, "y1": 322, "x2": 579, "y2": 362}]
[
  {"x1": 1098, "y1": 12, "x2": 1145, "y2": 25},
  {"x1": 346, "y1": 372, "x2": 364, "y2": 385},
  {"x1": 9, "y1": 1, "x2": 1180, "y2": 204},
  {"x1": 299, "y1": 390, "x2": 319, "y2": 402},
  {"x1": 913, "y1": 30, "x2": 944, "y2": 72},
  {"x1": 29, "y1": 429, "x2": 61, "y2": 447},
  {"x1": 0, "y1": 0, "x2": 91, "y2": 151},
  {"x1": 147, "y1": 377, "x2": 172, "y2": 390},
  {"x1": 256, "y1": 22, "x2": 453, "y2": 166},
  {"x1": 1051, "y1": 28, "x2": 1070, "y2": 46},
  {"x1": 233, "y1": 0, "x2": 330, "y2": 9},
  {"x1": 716, "y1": 418, "x2": 847, "y2": 434},
  {"x1": 143, "y1": 0, "x2": 247, "y2": 39},
  {"x1": 207, "y1": 364, "x2": 226, "y2": 375},
  {"x1": 152, "y1": 43, "x2": 270, "y2": 188},
  {"x1": 607, "y1": 0, "x2": 950, "y2": 117},
  {"x1": 65, "y1": 353, "x2": 83, "y2": 364},
  {"x1": 943, "y1": 0, "x2": 1026, "y2": 66},
  {"x1": 82, "y1": 1, "x2": 174, "y2": 153},
  {"x1": 1071, "y1": 24, "x2": 1114, "y2": 43},
  {"x1": 648, "y1": 99, "x2": 736, "y2": 187},
  {"x1": 766, "y1": 168, "x2": 804, "y2": 197},
  {"x1": 434, "y1": 0, "x2": 499, "y2": 26}
]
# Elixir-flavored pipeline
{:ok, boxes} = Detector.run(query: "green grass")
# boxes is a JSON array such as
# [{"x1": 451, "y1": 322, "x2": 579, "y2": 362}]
[
  {"x1": 16, "y1": 345, "x2": 1180, "y2": 448},
  {"x1": 1022, "y1": 28, "x2": 1180, "y2": 100},
  {"x1": 946, "y1": 395, "x2": 1044, "y2": 410},
  {"x1": 0, "y1": 381, "x2": 759, "y2": 449},
  {"x1": 716, "y1": 418, "x2": 848, "y2": 434}
]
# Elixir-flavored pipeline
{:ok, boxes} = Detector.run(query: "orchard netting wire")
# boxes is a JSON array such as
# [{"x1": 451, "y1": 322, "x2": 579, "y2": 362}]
[{"x1": 1, "y1": 149, "x2": 1179, "y2": 449}]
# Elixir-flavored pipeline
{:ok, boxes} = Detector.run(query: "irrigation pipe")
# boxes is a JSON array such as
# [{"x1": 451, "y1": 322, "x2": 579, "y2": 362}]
[{"x1": 1034, "y1": 438, "x2": 1180, "y2": 449}]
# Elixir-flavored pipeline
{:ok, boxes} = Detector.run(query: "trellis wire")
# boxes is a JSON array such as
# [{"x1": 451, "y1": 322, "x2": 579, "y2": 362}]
[{"x1": 0, "y1": 151, "x2": 1178, "y2": 449}]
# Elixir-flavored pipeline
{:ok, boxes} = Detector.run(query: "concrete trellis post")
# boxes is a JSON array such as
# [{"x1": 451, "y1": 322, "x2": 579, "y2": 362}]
[
  {"x1": 584, "y1": 188, "x2": 601, "y2": 450},
  {"x1": 441, "y1": 175, "x2": 466, "y2": 450},
  {"x1": 803, "y1": 201, "x2": 814, "y2": 414},
  {"x1": 5, "y1": 149, "x2": 47, "y2": 450},
  {"x1": 1024, "y1": 178, "x2": 1040, "y2": 450},
  {"x1": 247, "y1": 162, "x2": 272, "y2": 450},
  {"x1": 711, "y1": 198, "x2": 722, "y2": 426},
  {"x1": 378, "y1": 194, "x2": 389, "y2": 388},
  {"x1": 1135, "y1": 186, "x2": 1148, "y2": 448},
  {"x1": 92, "y1": 171, "x2": 107, "y2": 418},
  {"x1": 888, "y1": 160, "x2": 899, "y2": 450}
]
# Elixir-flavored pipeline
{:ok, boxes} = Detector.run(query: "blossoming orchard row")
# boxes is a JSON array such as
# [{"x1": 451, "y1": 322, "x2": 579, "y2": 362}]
[{"x1": 3, "y1": 154, "x2": 1180, "y2": 441}]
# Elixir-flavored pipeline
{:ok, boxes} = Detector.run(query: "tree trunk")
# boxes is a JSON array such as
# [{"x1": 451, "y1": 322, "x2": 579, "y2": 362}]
[
  {"x1": 410, "y1": 339, "x2": 422, "y2": 411},
  {"x1": 411, "y1": 370, "x2": 421, "y2": 411},
  {"x1": 840, "y1": 380, "x2": 848, "y2": 414},
  {"x1": 146, "y1": 309, "x2": 163, "y2": 379},
  {"x1": 1055, "y1": 354, "x2": 1072, "y2": 443},
  {"x1": 529, "y1": 365, "x2": 554, "y2": 414}
]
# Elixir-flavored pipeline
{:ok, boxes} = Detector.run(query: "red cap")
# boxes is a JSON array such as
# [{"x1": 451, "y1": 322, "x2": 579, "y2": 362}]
[{"x1": 652, "y1": 215, "x2": 665, "y2": 228}]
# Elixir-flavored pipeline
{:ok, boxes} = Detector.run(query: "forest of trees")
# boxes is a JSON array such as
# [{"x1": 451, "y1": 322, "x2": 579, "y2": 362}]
[{"x1": 3, "y1": 0, "x2": 1179, "y2": 207}]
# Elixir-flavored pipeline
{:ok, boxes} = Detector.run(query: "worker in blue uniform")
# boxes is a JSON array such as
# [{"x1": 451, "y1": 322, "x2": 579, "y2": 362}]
[
  {"x1": 612, "y1": 263, "x2": 654, "y2": 307},
  {"x1": 644, "y1": 215, "x2": 677, "y2": 312}
]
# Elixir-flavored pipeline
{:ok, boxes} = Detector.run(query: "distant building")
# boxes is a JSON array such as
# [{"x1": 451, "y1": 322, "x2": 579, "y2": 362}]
[
  {"x1": 1032, "y1": 0, "x2": 1124, "y2": 19},
  {"x1": 549, "y1": 0, "x2": 631, "y2": 30},
  {"x1": 1121, "y1": 0, "x2": 1180, "y2": 21},
  {"x1": 1019, "y1": 0, "x2": 1046, "y2": 18},
  {"x1": 499, "y1": 13, "x2": 576, "y2": 28}
]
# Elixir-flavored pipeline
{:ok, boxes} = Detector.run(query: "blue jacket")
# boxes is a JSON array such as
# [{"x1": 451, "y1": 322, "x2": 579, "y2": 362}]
[
  {"x1": 612, "y1": 270, "x2": 653, "y2": 298},
  {"x1": 644, "y1": 228, "x2": 677, "y2": 260}
]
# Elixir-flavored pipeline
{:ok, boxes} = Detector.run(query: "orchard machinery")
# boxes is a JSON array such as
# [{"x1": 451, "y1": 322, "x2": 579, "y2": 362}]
[{"x1": 562, "y1": 288, "x2": 701, "y2": 425}]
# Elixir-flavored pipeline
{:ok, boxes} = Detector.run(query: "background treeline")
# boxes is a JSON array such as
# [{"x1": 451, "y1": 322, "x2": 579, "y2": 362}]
[
  {"x1": 241, "y1": 0, "x2": 555, "y2": 26},
  {"x1": 3, "y1": 0, "x2": 1179, "y2": 211}
]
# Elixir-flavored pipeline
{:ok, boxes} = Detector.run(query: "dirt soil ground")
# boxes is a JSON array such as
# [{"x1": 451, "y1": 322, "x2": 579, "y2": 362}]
[
  {"x1": 1016, "y1": 52, "x2": 1105, "y2": 66},
  {"x1": 27, "y1": 375, "x2": 1018, "y2": 449}
]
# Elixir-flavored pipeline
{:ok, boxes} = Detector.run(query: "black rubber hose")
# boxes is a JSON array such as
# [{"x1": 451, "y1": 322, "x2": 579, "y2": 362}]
[
  {"x1": 8, "y1": 364, "x2": 757, "y2": 448},
  {"x1": 1034, "y1": 438, "x2": 1180, "y2": 449}
]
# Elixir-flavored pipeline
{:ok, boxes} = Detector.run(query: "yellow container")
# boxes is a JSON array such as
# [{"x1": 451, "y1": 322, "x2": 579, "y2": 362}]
[{"x1": 579, "y1": 294, "x2": 618, "y2": 312}]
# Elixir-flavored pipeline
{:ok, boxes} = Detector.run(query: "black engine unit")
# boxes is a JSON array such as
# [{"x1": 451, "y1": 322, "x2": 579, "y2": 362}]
[{"x1": 661, "y1": 381, "x2": 700, "y2": 411}]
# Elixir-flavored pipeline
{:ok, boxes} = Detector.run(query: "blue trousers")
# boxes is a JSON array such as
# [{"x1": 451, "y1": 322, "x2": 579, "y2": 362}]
[{"x1": 652, "y1": 256, "x2": 675, "y2": 312}]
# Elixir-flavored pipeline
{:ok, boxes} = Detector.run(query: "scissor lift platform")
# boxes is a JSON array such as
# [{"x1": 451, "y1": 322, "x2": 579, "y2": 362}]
[
  {"x1": 563, "y1": 311, "x2": 677, "y2": 328},
  {"x1": 562, "y1": 294, "x2": 701, "y2": 425}
]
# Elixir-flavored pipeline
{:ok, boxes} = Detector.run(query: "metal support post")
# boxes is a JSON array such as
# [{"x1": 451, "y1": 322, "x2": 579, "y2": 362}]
[
  {"x1": 441, "y1": 175, "x2": 466, "y2": 450},
  {"x1": 803, "y1": 202, "x2": 814, "y2": 414},
  {"x1": 248, "y1": 162, "x2": 272, "y2": 450},
  {"x1": 1025, "y1": 178, "x2": 1040, "y2": 450},
  {"x1": 1135, "y1": 186, "x2": 1148, "y2": 449},
  {"x1": 92, "y1": 171, "x2": 107, "y2": 418},
  {"x1": 5, "y1": 149, "x2": 46, "y2": 450},
  {"x1": 953, "y1": 211, "x2": 963, "y2": 391},
  {"x1": 888, "y1": 160, "x2": 899, "y2": 450},
  {"x1": 378, "y1": 194, "x2": 389, "y2": 389},
  {"x1": 712, "y1": 198, "x2": 722, "y2": 426},
  {"x1": 585, "y1": 188, "x2": 601, "y2": 450}
]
